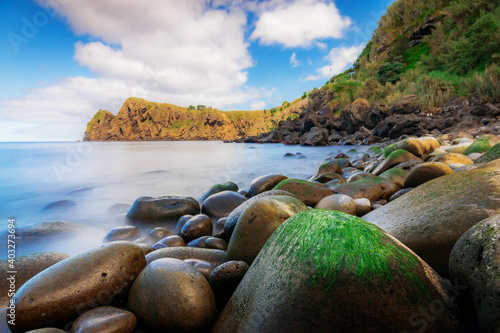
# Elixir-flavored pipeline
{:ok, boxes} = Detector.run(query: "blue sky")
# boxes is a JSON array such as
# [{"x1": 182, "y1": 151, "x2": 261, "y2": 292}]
[{"x1": 0, "y1": 0, "x2": 393, "y2": 141}]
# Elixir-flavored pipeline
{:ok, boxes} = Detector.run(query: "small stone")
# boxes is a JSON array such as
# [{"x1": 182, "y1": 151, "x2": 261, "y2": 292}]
[
  {"x1": 354, "y1": 198, "x2": 371, "y2": 216},
  {"x1": 205, "y1": 237, "x2": 228, "y2": 251},
  {"x1": 150, "y1": 227, "x2": 172, "y2": 241},
  {"x1": 247, "y1": 174, "x2": 288, "y2": 198},
  {"x1": 70, "y1": 306, "x2": 137, "y2": 333},
  {"x1": 202, "y1": 191, "x2": 247, "y2": 219},
  {"x1": 153, "y1": 235, "x2": 185, "y2": 249},
  {"x1": 315, "y1": 194, "x2": 356, "y2": 215},
  {"x1": 179, "y1": 214, "x2": 213, "y2": 242},
  {"x1": 187, "y1": 236, "x2": 211, "y2": 248}
]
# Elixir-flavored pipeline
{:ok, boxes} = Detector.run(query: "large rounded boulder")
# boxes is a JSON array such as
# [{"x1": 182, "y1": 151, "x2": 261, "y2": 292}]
[
  {"x1": 363, "y1": 159, "x2": 500, "y2": 275},
  {"x1": 212, "y1": 210, "x2": 461, "y2": 332},
  {"x1": 9, "y1": 242, "x2": 146, "y2": 332},
  {"x1": 227, "y1": 195, "x2": 307, "y2": 264},
  {"x1": 126, "y1": 196, "x2": 200, "y2": 222},
  {"x1": 128, "y1": 258, "x2": 215, "y2": 333},
  {"x1": 449, "y1": 214, "x2": 500, "y2": 333}
]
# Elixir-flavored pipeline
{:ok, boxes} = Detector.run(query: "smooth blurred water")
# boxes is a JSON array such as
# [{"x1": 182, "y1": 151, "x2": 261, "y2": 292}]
[{"x1": 0, "y1": 141, "x2": 369, "y2": 256}]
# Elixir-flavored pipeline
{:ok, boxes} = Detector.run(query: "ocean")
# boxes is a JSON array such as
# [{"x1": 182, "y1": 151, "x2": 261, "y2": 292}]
[{"x1": 0, "y1": 141, "x2": 369, "y2": 257}]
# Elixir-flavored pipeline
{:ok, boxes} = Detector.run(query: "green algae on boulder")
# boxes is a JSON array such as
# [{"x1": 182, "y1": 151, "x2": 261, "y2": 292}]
[
  {"x1": 476, "y1": 142, "x2": 500, "y2": 163},
  {"x1": 378, "y1": 167, "x2": 408, "y2": 188},
  {"x1": 363, "y1": 159, "x2": 500, "y2": 275},
  {"x1": 373, "y1": 149, "x2": 423, "y2": 176},
  {"x1": 212, "y1": 210, "x2": 461, "y2": 333},
  {"x1": 309, "y1": 160, "x2": 342, "y2": 180},
  {"x1": 272, "y1": 178, "x2": 334, "y2": 206},
  {"x1": 463, "y1": 135, "x2": 500, "y2": 156}
]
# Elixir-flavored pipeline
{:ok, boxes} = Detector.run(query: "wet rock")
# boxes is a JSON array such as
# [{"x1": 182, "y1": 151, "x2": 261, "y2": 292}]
[
  {"x1": 199, "y1": 181, "x2": 239, "y2": 203},
  {"x1": 449, "y1": 214, "x2": 500, "y2": 333},
  {"x1": 346, "y1": 171, "x2": 371, "y2": 182},
  {"x1": 315, "y1": 194, "x2": 356, "y2": 215},
  {"x1": 128, "y1": 258, "x2": 215, "y2": 333},
  {"x1": 209, "y1": 261, "x2": 249, "y2": 305},
  {"x1": 331, "y1": 174, "x2": 400, "y2": 202},
  {"x1": 0, "y1": 252, "x2": 69, "y2": 308},
  {"x1": 126, "y1": 196, "x2": 200, "y2": 222},
  {"x1": 70, "y1": 306, "x2": 136, "y2": 333},
  {"x1": 1, "y1": 221, "x2": 82, "y2": 244},
  {"x1": 184, "y1": 259, "x2": 215, "y2": 279},
  {"x1": 430, "y1": 152, "x2": 474, "y2": 165},
  {"x1": 150, "y1": 227, "x2": 172, "y2": 241},
  {"x1": 201, "y1": 191, "x2": 246, "y2": 219},
  {"x1": 363, "y1": 159, "x2": 500, "y2": 275},
  {"x1": 354, "y1": 198, "x2": 371, "y2": 216},
  {"x1": 246, "y1": 174, "x2": 288, "y2": 198},
  {"x1": 103, "y1": 226, "x2": 141, "y2": 243},
  {"x1": 212, "y1": 210, "x2": 462, "y2": 332},
  {"x1": 176, "y1": 215, "x2": 193, "y2": 233},
  {"x1": 42, "y1": 200, "x2": 76, "y2": 211},
  {"x1": 227, "y1": 196, "x2": 307, "y2": 264},
  {"x1": 9, "y1": 242, "x2": 146, "y2": 332},
  {"x1": 273, "y1": 179, "x2": 335, "y2": 206},
  {"x1": 187, "y1": 236, "x2": 211, "y2": 248},
  {"x1": 153, "y1": 235, "x2": 185, "y2": 249},
  {"x1": 205, "y1": 237, "x2": 228, "y2": 251},
  {"x1": 404, "y1": 162, "x2": 454, "y2": 188},
  {"x1": 373, "y1": 149, "x2": 423, "y2": 175},
  {"x1": 311, "y1": 172, "x2": 346, "y2": 184},
  {"x1": 146, "y1": 247, "x2": 227, "y2": 268},
  {"x1": 179, "y1": 214, "x2": 213, "y2": 242},
  {"x1": 223, "y1": 190, "x2": 296, "y2": 239}
]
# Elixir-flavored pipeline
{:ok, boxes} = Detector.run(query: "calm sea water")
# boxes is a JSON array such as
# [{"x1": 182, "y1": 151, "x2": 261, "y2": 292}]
[{"x1": 0, "y1": 141, "x2": 369, "y2": 257}]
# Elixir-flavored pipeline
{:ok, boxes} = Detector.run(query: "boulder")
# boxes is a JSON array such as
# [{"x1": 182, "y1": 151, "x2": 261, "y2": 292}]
[
  {"x1": 272, "y1": 179, "x2": 335, "y2": 206},
  {"x1": 315, "y1": 194, "x2": 356, "y2": 215},
  {"x1": 310, "y1": 160, "x2": 342, "y2": 180},
  {"x1": 300, "y1": 127, "x2": 328, "y2": 146},
  {"x1": 363, "y1": 159, "x2": 500, "y2": 275},
  {"x1": 463, "y1": 135, "x2": 500, "y2": 155},
  {"x1": 449, "y1": 214, "x2": 500, "y2": 333},
  {"x1": 378, "y1": 168, "x2": 408, "y2": 188},
  {"x1": 0, "y1": 252, "x2": 69, "y2": 308},
  {"x1": 429, "y1": 153, "x2": 473, "y2": 165},
  {"x1": 199, "y1": 181, "x2": 238, "y2": 203},
  {"x1": 128, "y1": 258, "x2": 215, "y2": 332},
  {"x1": 103, "y1": 226, "x2": 141, "y2": 243},
  {"x1": 373, "y1": 149, "x2": 423, "y2": 176},
  {"x1": 126, "y1": 196, "x2": 200, "y2": 222},
  {"x1": 331, "y1": 175, "x2": 400, "y2": 202},
  {"x1": 179, "y1": 214, "x2": 213, "y2": 242},
  {"x1": 146, "y1": 247, "x2": 227, "y2": 268},
  {"x1": 354, "y1": 198, "x2": 371, "y2": 216},
  {"x1": 404, "y1": 162, "x2": 454, "y2": 188},
  {"x1": 339, "y1": 98, "x2": 371, "y2": 134},
  {"x1": 223, "y1": 190, "x2": 295, "y2": 239},
  {"x1": 246, "y1": 174, "x2": 288, "y2": 198},
  {"x1": 153, "y1": 235, "x2": 185, "y2": 249},
  {"x1": 227, "y1": 196, "x2": 307, "y2": 264},
  {"x1": 202, "y1": 191, "x2": 246, "y2": 219},
  {"x1": 311, "y1": 172, "x2": 346, "y2": 184},
  {"x1": 150, "y1": 227, "x2": 172, "y2": 241},
  {"x1": 384, "y1": 138, "x2": 426, "y2": 157},
  {"x1": 212, "y1": 210, "x2": 462, "y2": 332},
  {"x1": 70, "y1": 306, "x2": 136, "y2": 333},
  {"x1": 9, "y1": 242, "x2": 146, "y2": 332},
  {"x1": 476, "y1": 143, "x2": 500, "y2": 163}
]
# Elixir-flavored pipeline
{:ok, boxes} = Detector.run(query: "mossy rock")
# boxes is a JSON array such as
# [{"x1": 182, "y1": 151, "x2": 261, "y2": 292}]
[
  {"x1": 449, "y1": 214, "x2": 500, "y2": 333},
  {"x1": 464, "y1": 135, "x2": 500, "y2": 156},
  {"x1": 311, "y1": 172, "x2": 346, "y2": 184},
  {"x1": 332, "y1": 174, "x2": 400, "y2": 202},
  {"x1": 212, "y1": 210, "x2": 462, "y2": 332},
  {"x1": 378, "y1": 167, "x2": 408, "y2": 188},
  {"x1": 310, "y1": 161, "x2": 342, "y2": 180},
  {"x1": 372, "y1": 149, "x2": 422, "y2": 176},
  {"x1": 364, "y1": 159, "x2": 500, "y2": 275},
  {"x1": 333, "y1": 158, "x2": 352, "y2": 169},
  {"x1": 383, "y1": 143, "x2": 397, "y2": 157},
  {"x1": 368, "y1": 146, "x2": 383, "y2": 156},
  {"x1": 476, "y1": 142, "x2": 500, "y2": 163},
  {"x1": 273, "y1": 179, "x2": 334, "y2": 206},
  {"x1": 199, "y1": 181, "x2": 238, "y2": 203}
]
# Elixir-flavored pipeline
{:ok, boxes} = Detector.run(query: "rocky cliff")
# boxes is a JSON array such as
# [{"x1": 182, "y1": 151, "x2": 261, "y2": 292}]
[{"x1": 83, "y1": 97, "x2": 303, "y2": 141}]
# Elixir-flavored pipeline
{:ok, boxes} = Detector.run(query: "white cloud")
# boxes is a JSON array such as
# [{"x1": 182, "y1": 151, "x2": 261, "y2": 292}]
[
  {"x1": 304, "y1": 44, "x2": 364, "y2": 81},
  {"x1": 290, "y1": 52, "x2": 302, "y2": 67},
  {"x1": 250, "y1": 100, "x2": 266, "y2": 110},
  {"x1": 250, "y1": 0, "x2": 352, "y2": 48},
  {"x1": 0, "y1": 0, "x2": 279, "y2": 141}
]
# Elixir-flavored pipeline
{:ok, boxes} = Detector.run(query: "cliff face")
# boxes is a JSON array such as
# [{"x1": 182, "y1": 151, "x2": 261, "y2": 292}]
[{"x1": 83, "y1": 97, "x2": 297, "y2": 141}]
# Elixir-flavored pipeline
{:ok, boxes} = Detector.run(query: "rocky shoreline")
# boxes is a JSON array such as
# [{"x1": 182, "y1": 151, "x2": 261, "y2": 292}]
[{"x1": 3, "y1": 133, "x2": 500, "y2": 332}]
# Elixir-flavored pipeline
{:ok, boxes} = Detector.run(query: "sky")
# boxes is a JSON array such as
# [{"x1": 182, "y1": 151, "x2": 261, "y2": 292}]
[{"x1": 0, "y1": 0, "x2": 393, "y2": 141}]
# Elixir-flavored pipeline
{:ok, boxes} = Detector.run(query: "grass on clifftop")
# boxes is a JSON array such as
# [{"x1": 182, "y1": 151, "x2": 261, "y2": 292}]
[{"x1": 318, "y1": 0, "x2": 499, "y2": 110}]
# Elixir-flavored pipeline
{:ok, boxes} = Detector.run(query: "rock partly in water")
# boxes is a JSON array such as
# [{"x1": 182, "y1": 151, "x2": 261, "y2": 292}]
[
  {"x1": 70, "y1": 306, "x2": 137, "y2": 333},
  {"x1": 227, "y1": 196, "x2": 307, "y2": 264},
  {"x1": 449, "y1": 214, "x2": 500, "y2": 333},
  {"x1": 128, "y1": 258, "x2": 215, "y2": 333},
  {"x1": 363, "y1": 159, "x2": 500, "y2": 275},
  {"x1": 126, "y1": 196, "x2": 200, "y2": 222},
  {"x1": 103, "y1": 226, "x2": 141, "y2": 243},
  {"x1": 212, "y1": 210, "x2": 462, "y2": 332},
  {"x1": 9, "y1": 242, "x2": 146, "y2": 332}
]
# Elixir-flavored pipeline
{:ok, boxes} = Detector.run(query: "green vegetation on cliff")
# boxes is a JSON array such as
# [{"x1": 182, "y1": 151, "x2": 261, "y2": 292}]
[{"x1": 322, "y1": 0, "x2": 499, "y2": 110}]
